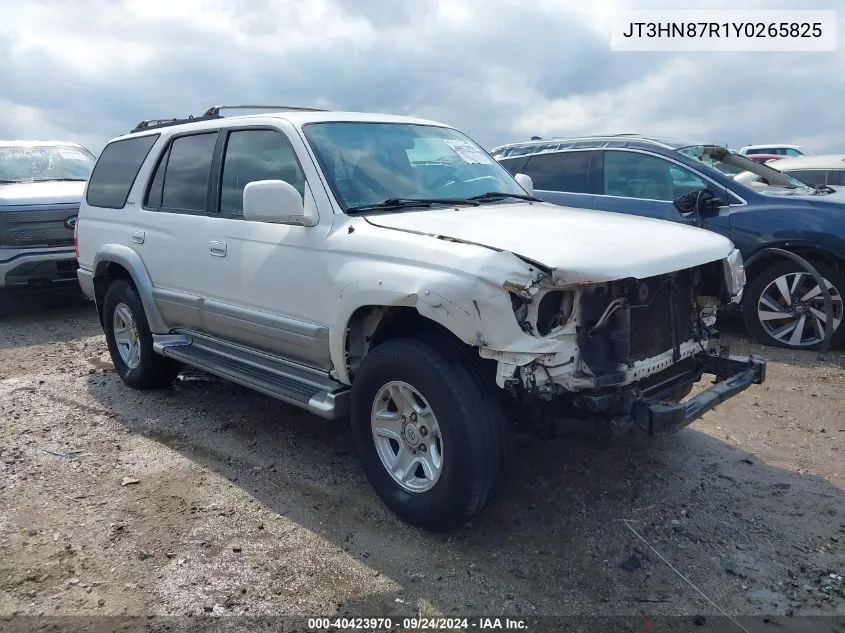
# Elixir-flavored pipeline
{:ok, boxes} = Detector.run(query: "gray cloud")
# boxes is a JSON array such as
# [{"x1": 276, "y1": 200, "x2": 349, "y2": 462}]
[{"x1": 1, "y1": 0, "x2": 843, "y2": 155}]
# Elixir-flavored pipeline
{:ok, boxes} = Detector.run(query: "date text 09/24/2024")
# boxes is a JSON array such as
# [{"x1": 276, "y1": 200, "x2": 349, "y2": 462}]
[{"x1": 307, "y1": 617, "x2": 528, "y2": 630}]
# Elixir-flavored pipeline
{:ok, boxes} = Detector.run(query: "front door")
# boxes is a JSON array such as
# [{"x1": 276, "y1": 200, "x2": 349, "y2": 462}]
[
  {"x1": 198, "y1": 127, "x2": 333, "y2": 371},
  {"x1": 593, "y1": 149, "x2": 732, "y2": 240}
]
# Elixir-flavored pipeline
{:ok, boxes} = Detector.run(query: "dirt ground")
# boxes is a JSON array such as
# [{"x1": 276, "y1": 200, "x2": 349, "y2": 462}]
[{"x1": 1, "y1": 291, "x2": 844, "y2": 632}]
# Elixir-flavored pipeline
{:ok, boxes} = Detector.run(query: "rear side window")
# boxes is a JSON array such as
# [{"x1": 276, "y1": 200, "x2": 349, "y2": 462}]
[
  {"x1": 85, "y1": 135, "x2": 159, "y2": 209},
  {"x1": 146, "y1": 133, "x2": 217, "y2": 212},
  {"x1": 523, "y1": 151, "x2": 591, "y2": 193}
]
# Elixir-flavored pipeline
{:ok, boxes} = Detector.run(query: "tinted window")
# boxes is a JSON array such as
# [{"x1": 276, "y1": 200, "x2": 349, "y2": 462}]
[
  {"x1": 785, "y1": 148, "x2": 801, "y2": 157},
  {"x1": 523, "y1": 151, "x2": 591, "y2": 193},
  {"x1": 160, "y1": 133, "x2": 217, "y2": 211},
  {"x1": 86, "y1": 135, "x2": 159, "y2": 209},
  {"x1": 602, "y1": 151, "x2": 706, "y2": 201},
  {"x1": 784, "y1": 169, "x2": 829, "y2": 186},
  {"x1": 144, "y1": 145, "x2": 171, "y2": 208},
  {"x1": 220, "y1": 130, "x2": 305, "y2": 216},
  {"x1": 498, "y1": 156, "x2": 528, "y2": 176},
  {"x1": 832, "y1": 170, "x2": 845, "y2": 186}
]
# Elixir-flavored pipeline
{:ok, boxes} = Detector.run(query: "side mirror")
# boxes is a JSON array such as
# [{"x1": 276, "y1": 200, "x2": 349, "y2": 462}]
[
  {"x1": 243, "y1": 180, "x2": 312, "y2": 225},
  {"x1": 515, "y1": 173, "x2": 534, "y2": 196},
  {"x1": 673, "y1": 189, "x2": 722, "y2": 227}
]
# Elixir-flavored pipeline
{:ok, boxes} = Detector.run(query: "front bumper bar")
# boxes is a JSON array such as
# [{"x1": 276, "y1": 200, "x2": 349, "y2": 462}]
[{"x1": 636, "y1": 353, "x2": 767, "y2": 435}]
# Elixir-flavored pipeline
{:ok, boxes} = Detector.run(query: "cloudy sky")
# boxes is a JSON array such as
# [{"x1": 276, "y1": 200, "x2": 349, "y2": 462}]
[{"x1": 1, "y1": 0, "x2": 842, "y2": 154}]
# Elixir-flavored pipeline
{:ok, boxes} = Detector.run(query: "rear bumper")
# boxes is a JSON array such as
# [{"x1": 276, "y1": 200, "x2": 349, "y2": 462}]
[
  {"x1": 77, "y1": 268, "x2": 95, "y2": 301},
  {"x1": 0, "y1": 248, "x2": 78, "y2": 290},
  {"x1": 637, "y1": 353, "x2": 766, "y2": 435}
]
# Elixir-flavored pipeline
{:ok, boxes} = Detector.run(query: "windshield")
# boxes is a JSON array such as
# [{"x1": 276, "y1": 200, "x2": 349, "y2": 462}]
[
  {"x1": 0, "y1": 145, "x2": 95, "y2": 183},
  {"x1": 677, "y1": 144, "x2": 817, "y2": 195},
  {"x1": 302, "y1": 122, "x2": 528, "y2": 211}
]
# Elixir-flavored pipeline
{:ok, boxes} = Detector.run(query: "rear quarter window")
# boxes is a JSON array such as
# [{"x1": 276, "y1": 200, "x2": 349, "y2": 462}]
[{"x1": 85, "y1": 135, "x2": 159, "y2": 209}]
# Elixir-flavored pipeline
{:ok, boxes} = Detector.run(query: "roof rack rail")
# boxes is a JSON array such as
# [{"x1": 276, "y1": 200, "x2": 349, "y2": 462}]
[
  {"x1": 130, "y1": 104, "x2": 329, "y2": 134},
  {"x1": 203, "y1": 104, "x2": 329, "y2": 116},
  {"x1": 131, "y1": 114, "x2": 221, "y2": 133}
]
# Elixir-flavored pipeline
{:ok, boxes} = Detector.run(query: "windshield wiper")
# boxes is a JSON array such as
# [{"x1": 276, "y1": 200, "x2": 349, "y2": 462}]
[
  {"x1": 36, "y1": 177, "x2": 88, "y2": 182},
  {"x1": 346, "y1": 197, "x2": 480, "y2": 214},
  {"x1": 465, "y1": 191, "x2": 542, "y2": 203}
]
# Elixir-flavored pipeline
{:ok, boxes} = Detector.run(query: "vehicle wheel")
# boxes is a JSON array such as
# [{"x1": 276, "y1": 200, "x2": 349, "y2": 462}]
[
  {"x1": 350, "y1": 338, "x2": 510, "y2": 531},
  {"x1": 743, "y1": 260, "x2": 845, "y2": 349},
  {"x1": 103, "y1": 279, "x2": 181, "y2": 389}
]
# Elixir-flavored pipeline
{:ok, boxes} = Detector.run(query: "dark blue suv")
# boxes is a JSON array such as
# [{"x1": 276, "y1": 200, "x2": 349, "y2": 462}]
[{"x1": 492, "y1": 136, "x2": 845, "y2": 350}]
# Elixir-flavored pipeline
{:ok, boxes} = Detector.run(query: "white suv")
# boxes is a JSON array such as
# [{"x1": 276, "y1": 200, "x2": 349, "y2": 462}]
[{"x1": 76, "y1": 105, "x2": 765, "y2": 530}]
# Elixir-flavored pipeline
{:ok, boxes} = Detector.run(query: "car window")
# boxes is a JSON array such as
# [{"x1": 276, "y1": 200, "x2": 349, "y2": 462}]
[
  {"x1": 522, "y1": 151, "x2": 591, "y2": 193},
  {"x1": 785, "y1": 148, "x2": 801, "y2": 157},
  {"x1": 86, "y1": 135, "x2": 158, "y2": 209},
  {"x1": 832, "y1": 170, "x2": 845, "y2": 186},
  {"x1": 0, "y1": 144, "x2": 96, "y2": 184},
  {"x1": 602, "y1": 151, "x2": 706, "y2": 201},
  {"x1": 156, "y1": 133, "x2": 217, "y2": 212},
  {"x1": 219, "y1": 129, "x2": 305, "y2": 216},
  {"x1": 497, "y1": 156, "x2": 528, "y2": 176},
  {"x1": 783, "y1": 169, "x2": 829, "y2": 186}
]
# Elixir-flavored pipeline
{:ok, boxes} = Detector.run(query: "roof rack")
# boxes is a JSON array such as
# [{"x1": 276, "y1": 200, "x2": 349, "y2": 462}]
[
  {"x1": 203, "y1": 104, "x2": 329, "y2": 116},
  {"x1": 130, "y1": 104, "x2": 329, "y2": 134}
]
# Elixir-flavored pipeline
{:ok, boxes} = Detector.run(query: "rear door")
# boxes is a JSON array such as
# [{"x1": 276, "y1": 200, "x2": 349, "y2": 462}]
[
  {"x1": 139, "y1": 131, "x2": 221, "y2": 331},
  {"x1": 520, "y1": 150, "x2": 598, "y2": 207}
]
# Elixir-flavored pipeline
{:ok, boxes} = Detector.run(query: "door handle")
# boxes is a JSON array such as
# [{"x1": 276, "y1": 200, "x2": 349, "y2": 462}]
[
  {"x1": 209, "y1": 240, "x2": 227, "y2": 257},
  {"x1": 131, "y1": 230, "x2": 145, "y2": 244}
]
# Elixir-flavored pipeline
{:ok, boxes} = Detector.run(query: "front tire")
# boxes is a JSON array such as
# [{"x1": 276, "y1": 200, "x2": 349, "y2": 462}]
[
  {"x1": 743, "y1": 261, "x2": 845, "y2": 350},
  {"x1": 350, "y1": 338, "x2": 510, "y2": 531},
  {"x1": 103, "y1": 279, "x2": 181, "y2": 389}
]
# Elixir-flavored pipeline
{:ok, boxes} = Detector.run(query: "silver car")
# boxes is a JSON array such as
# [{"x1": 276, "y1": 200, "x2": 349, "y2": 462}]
[{"x1": 0, "y1": 141, "x2": 96, "y2": 292}]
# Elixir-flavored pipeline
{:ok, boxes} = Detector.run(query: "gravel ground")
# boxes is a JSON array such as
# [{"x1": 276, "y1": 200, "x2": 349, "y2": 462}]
[{"x1": 1, "y1": 292, "x2": 844, "y2": 632}]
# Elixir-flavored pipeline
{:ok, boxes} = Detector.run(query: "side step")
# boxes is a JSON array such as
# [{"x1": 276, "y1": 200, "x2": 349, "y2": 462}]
[{"x1": 152, "y1": 332, "x2": 349, "y2": 419}]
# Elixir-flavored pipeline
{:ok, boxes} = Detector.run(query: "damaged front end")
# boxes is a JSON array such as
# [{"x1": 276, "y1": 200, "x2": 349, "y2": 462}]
[{"x1": 494, "y1": 257, "x2": 765, "y2": 438}]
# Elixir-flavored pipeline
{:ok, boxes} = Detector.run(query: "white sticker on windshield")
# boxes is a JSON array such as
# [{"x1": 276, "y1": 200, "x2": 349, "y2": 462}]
[
  {"x1": 444, "y1": 139, "x2": 493, "y2": 165},
  {"x1": 57, "y1": 148, "x2": 87, "y2": 160}
]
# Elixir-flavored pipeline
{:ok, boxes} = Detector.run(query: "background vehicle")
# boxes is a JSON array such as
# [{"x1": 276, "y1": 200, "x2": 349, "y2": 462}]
[
  {"x1": 1, "y1": 141, "x2": 95, "y2": 292},
  {"x1": 745, "y1": 153, "x2": 784, "y2": 164},
  {"x1": 765, "y1": 154, "x2": 845, "y2": 188},
  {"x1": 75, "y1": 107, "x2": 760, "y2": 531},
  {"x1": 738, "y1": 144, "x2": 814, "y2": 157},
  {"x1": 493, "y1": 135, "x2": 845, "y2": 350}
]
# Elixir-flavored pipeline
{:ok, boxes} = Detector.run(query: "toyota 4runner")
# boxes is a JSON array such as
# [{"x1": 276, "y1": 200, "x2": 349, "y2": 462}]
[{"x1": 76, "y1": 105, "x2": 766, "y2": 531}]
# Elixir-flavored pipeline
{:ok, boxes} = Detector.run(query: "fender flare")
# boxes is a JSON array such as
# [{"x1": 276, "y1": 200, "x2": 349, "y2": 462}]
[{"x1": 92, "y1": 244, "x2": 168, "y2": 334}]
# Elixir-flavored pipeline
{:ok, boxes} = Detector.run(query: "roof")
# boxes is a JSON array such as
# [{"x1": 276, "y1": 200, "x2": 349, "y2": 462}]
[
  {"x1": 768, "y1": 154, "x2": 845, "y2": 170},
  {"x1": 740, "y1": 143, "x2": 807, "y2": 150},
  {"x1": 122, "y1": 108, "x2": 448, "y2": 140},
  {"x1": 490, "y1": 134, "x2": 706, "y2": 157},
  {"x1": 0, "y1": 140, "x2": 88, "y2": 148}
]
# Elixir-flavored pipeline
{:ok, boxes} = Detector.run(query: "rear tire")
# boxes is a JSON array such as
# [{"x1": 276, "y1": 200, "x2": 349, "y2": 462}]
[
  {"x1": 103, "y1": 279, "x2": 181, "y2": 389},
  {"x1": 350, "y1": 338, "x2": 510, "y2": 531},
  {"x1": 743, "y1": 261, "x2": 845, "y2": 349}
]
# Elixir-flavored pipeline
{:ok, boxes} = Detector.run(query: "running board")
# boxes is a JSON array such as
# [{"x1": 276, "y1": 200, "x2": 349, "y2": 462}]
[{"x1": 152, "y1": 332, "x2": 349, "y2": 419}]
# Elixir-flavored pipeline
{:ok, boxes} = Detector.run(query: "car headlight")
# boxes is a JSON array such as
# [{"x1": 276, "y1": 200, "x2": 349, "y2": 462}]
[{"x1": 722, "y1": 248, "x2": 746, "y2": 300}]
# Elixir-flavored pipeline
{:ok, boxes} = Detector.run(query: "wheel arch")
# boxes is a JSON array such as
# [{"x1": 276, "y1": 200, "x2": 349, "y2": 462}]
[
  {"x1": 745, "y1": 242, "x2": 844, "y2": 283},
  {"x1": 92, "y1": 245, "x2": 167, "y2": 332}
]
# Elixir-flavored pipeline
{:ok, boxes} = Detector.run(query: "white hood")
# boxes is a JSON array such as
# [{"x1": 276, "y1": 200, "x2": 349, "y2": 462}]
[
  {"x1": 0, "y1": 180, "x2": 85, "y2": 206},
  {"x1": 364, "y1": 202, "x2": 734, "y2": 284}
]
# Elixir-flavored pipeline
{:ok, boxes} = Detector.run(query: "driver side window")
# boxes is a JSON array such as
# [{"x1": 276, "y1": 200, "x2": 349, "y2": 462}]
[
  {"x1": 602, "y1": 151, "x2": 707, "y2": 201},
  {"x1": 219, "y1": 129, "x2": 305, "y2": 217}
]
